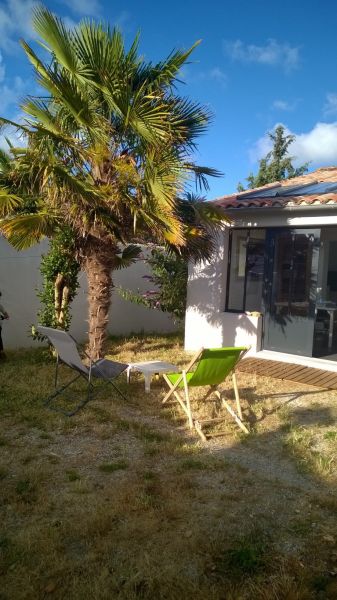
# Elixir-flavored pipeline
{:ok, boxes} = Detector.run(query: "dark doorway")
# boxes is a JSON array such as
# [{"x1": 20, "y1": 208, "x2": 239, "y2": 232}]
[{"x1": 263, "y1": 228, "x2": 321, "y2": 356}]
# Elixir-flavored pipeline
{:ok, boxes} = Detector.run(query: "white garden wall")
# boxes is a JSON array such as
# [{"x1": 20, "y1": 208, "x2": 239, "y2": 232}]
[{"x1": 0, "y1": 236, "x2": 177, "y2": 349}]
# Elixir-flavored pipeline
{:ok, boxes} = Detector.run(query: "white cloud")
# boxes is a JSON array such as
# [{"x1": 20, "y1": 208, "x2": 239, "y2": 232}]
[
  {"x1": 250, "y1": 122, "x2": 337, "y2": 166},
  {"x1": 0, "y1": 76, "x2": 26, "y2": 114},
  {"x1": 272, "y1": 99, "x2": 297, "y2": 111},
  {"x1": 0, "y1": 0, "x2": 36, "y2": 52},
  {"x1": 0, "y1": 107, "x2": 27, "y2": 152},
  {"x1": 0, "y1": 52, "x2": 5, "y2": 83},
  {"x1": 180, "y1": 65, "x2": 227, "y2": 88},
  {"x1": 59, "y1": 0, "x2": 101, "y2": 17},
  {"x1": 224, "y1": 39, "x2": 300, "y2": 72},
  {"x1": 209, "y1": 67, "x2": 227, "y2": 87},
  {"x1": 323, "y1": 93, "x2": 337, "y2": 117},
  {"x1": 0, "y1": 129, "x2": 26, "y2": 152}
]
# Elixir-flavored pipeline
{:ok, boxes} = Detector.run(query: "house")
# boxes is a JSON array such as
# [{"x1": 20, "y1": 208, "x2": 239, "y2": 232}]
[{"x1": 185, "y1": 166, "x2": 337, "y2": 369}]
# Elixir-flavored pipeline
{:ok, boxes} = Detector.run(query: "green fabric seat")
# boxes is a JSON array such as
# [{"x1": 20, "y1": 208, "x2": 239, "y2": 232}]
[
  {"x1": 163, "y1": 346, "x2": 250, "y2": 440},
  {"x1": 166, "y1": 347, "x2": 247, "y2": 388}
]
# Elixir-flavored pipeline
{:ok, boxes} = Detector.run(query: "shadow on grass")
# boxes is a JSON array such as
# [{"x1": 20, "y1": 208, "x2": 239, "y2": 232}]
[{"x1": 0, "y1": 337, "x2": 337, "y2": 599}]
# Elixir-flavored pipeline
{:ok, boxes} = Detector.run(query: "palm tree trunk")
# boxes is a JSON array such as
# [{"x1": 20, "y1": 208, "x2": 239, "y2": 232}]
[{"x1": 83, "y1": 247, "x2": 116, "y2": 360}]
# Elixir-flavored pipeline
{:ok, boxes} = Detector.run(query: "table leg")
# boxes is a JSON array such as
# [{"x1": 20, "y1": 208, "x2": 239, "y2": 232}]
[
  {"x1": 328, "y1": 310, "x2": 334, "y2": 351},
  {"x1": 144, "y1": 373, "x2": 151, "y2": 393}
]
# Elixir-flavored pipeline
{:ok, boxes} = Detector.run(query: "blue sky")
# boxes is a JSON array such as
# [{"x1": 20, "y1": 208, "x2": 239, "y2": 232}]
[{"x1": 1, "y1": 0, "x2": 337, "y2": 198}]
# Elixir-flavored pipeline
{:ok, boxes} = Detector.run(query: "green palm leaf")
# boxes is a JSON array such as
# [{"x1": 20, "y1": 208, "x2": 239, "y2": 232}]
[
  {"x1": 114, "y1": 244, "x2": 142, "y2": 270},
  {"x1": 0, "y1": 189, "x2": 24, "y2": 216},
  {"x1": 0, "y1": 212, "x2": 59, "y2": 250}
]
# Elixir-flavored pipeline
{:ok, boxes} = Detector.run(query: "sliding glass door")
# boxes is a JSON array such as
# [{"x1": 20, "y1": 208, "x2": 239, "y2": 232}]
[{"x1": 263, "y1": 228, "x2": 321, "y2": 356}]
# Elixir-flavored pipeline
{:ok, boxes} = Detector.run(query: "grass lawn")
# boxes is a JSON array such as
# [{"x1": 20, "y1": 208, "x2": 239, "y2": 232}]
[{"x1": 1, "y1": 333, "x2": 337, "y2": 599}]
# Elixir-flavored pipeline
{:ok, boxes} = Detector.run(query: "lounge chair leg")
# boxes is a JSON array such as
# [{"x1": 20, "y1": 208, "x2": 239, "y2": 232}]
[
  {"x1": 182, "y1": 371, "x2": 193, "y2": 429},
  {"x1": 232, "y1": 372, "x2": 243, "y2": 419},
  {"x1": 162, "y1": 373, "x2": 184, "y2": 404},
  {"x1": 163, "y1": 374, "x2": 193, "y2": 424},
  {"x1": 194, "y1": 420, "x2": 207, "y2": 442},
  {"x1": 44, "y1": 372, "x2": 82, "y2": 407},
  {"x1": 214, "y1": 390, "x2": 249, "y2": 434}
]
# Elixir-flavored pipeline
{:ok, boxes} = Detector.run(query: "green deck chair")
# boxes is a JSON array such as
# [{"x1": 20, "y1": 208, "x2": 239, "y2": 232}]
[{"x1": 162, "y1": 347, "x2": 249, "y2": 440}]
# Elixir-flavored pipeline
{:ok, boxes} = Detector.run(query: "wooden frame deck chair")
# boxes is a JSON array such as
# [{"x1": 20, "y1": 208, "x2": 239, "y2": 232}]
[
  {"x1": 162, "y1": 347, "x2": 249, "y2": 441},
  {"x1": 37, "y1": 326, "x2": 128, "y2": 416}
]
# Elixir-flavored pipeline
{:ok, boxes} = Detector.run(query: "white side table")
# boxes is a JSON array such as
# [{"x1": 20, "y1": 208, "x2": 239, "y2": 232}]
[{"x1": 126, "y1": 361, "x2": 179, "y2": 392}]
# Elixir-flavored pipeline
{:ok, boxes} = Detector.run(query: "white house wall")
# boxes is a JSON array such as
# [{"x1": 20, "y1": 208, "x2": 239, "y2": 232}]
[
  {"x1": 184, "y1": 230, "x2": 262, "y2": 353},
  {"x1": 0, "y1": 236, "x2": 176, "y2": 349}
]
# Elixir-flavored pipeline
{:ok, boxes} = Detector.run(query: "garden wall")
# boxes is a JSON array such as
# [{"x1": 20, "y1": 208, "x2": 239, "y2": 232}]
[{"x1": 0, "y1": 236, "x2": 177, "y2": 349}]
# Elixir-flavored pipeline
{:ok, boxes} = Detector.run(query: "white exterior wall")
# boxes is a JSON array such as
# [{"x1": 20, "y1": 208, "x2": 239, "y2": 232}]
[
  {"x1": 0, "y1": 236, "x2": 176, "y2": 349},
  {"x1": 184, "y1": 206, "x2": 337, "y2": 355},
  {"x1": 184, "y1": 230, "x2": 262, "y2": 353}
]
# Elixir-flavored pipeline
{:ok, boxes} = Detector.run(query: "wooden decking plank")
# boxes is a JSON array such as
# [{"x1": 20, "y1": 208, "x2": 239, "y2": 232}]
[
  {"x1": 299, "y1": 369, "x2": 335, "y2": 385},
  {"x1": 277, "y1": 364, "x2": 311, "y2": 378},
  {"x1": 253, "y1": 360, "x2": 286, "y2": 375},
  {"x1": 241, "y1": 362, "x2": 270, "y2": 375},
  {"x1": 289, "y1": 369, "x2": 319, "y2": 384},
  {"x1": 266, "y1": 363, "x2": 307, "y2": 378},
  {"x1": 303, "y1": 370, "x2": 337, "y2": 386},
  {"x1": 236, "y1": 356, "x2": 337, "y2": 390},
  {"x1": 279, "y1": 367, "x2": 311, "y2": 381},
  {"x1": 237, "y1": 359, "x2": 259, "y2": 372},
  {"x1": 288, "y1": 369, "x2": 337, "y2": 387},
  {"x1": 237, "y1": 358, "x2": 259, "y2": 368},
  {"x1": 304, "y1": 374, "x2": 337, "y2": 388},
  {"x1": 316, "y1": 373, "x2": 337, "y2": 388}
]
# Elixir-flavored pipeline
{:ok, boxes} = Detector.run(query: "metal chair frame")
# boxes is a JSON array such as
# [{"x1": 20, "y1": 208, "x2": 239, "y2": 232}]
[{"x1": 38, "y1": 327, "x2": 128, "y2": 416}]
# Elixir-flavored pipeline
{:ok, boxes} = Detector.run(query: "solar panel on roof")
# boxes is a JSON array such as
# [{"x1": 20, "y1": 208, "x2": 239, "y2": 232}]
[
  {"x1": 237, "y1": 179, "x2": 337, "y2": 201},
  {"x1": 238, "y1": 185, "x2": 283, "y2": 199},
  {"x1": 280, "y1": 181, "x2": 337, "y2": 196}
]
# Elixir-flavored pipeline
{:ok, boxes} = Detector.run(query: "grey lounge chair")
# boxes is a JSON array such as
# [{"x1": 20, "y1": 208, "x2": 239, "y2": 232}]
[{"x1": 37, "y1": 326, "x2": 128, "y2": 416}]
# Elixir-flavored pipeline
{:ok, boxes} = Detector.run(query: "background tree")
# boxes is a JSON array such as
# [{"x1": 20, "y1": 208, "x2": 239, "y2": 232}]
[
  {"x1": 238, "y1": 125, "x2": 309, "y2": 191},
  {"x1": 119, "y1": 248, "x2": 188, "y2": 323},
  {"x1": 0, "y1": 6, "x2": 226, "y2": 359}
]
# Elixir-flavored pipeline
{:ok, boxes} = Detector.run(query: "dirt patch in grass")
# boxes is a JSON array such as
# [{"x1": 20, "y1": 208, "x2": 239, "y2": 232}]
[{"x1": 1, "y1": 334, "x2": 337, "y2": 599}]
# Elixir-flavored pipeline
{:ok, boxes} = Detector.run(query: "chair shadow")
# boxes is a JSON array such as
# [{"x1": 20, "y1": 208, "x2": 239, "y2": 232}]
[{"x1": 222, "y1": 386, "x2": 326, "y2": 426}]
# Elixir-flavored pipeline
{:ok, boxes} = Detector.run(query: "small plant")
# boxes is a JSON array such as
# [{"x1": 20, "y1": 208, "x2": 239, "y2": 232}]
[
  {"x1": 324, "y1": 430, "x2": 337, "y2": 441},
  {"x1": 284, "y1": 425, "x2": 335, "y2": 477},
  {"x1": 0, "y1": 467, "x2": 8, "y2": 480},
  {"x1": 134, "y1": 424, "x2": 169, "y2": 443},
  {"x1": 142, "y1": 470, "x2": 158, "y2": 481},
  {"x1": 213, "y1": 532, "x2": 269, "y2": 580},
  {"x1": 177, "y1": 458, "x2": 208, "y2": 471},
  {"x1": 15, "y1": 478, "x2": 37, "y2": 502},
  {"x1": 65, "y1": 470, "x2": 81, "y2": 482},
  {"x1": 98, "y1": 460, "x2": 129, "y2": 473}
]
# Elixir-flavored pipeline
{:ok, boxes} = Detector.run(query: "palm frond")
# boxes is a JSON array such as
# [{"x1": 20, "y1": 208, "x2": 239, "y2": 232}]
[
  {"x1": 186, "y1": 163, "x2": 223, "y2": 192},
  {"x1": 32, "y1": 6, "x2": 90, "y2": 78},
  {"x1": 0, "y1": 211, "x2": 59, "y2": 250},
  {"x1": 138, "y1": 41, "x2": 201, "y2": 90},
  {"x1": 114, "y1": 244, "x2": 141, "y2": 270},
  {"x1": 0, "y1": 189, "x2": 24, "y2": 216}
]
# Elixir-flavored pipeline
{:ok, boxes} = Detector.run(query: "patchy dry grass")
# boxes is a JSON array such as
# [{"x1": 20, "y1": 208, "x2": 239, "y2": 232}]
[{"x1": 1, "y1": 333, "x2": 337, "y2": 599}]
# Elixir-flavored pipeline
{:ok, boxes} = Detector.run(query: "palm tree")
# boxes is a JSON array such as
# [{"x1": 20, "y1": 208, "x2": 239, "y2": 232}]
[{"x1": 0, "y1": 6, "x2": 226, "y2": 359}]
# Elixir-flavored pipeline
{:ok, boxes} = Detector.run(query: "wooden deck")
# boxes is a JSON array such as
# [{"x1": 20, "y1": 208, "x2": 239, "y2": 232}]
[{"x1": 237, "y1": 357, "x2": 337, "y2": 390}]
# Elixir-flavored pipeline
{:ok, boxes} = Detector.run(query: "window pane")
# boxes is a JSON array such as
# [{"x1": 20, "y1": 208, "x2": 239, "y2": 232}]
[
  {"x1": 290, "y1": 233, "x2": 313, "y2": 317},
  {"x1": 245, "y1": 229, "x2": 266, "y2": 312},
  {"x1": 271, "y1": 230, "x2": 292, "y2": 319},
  {"x1": 227, "y1": 230, "x2": 247, "y2": 311}
]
